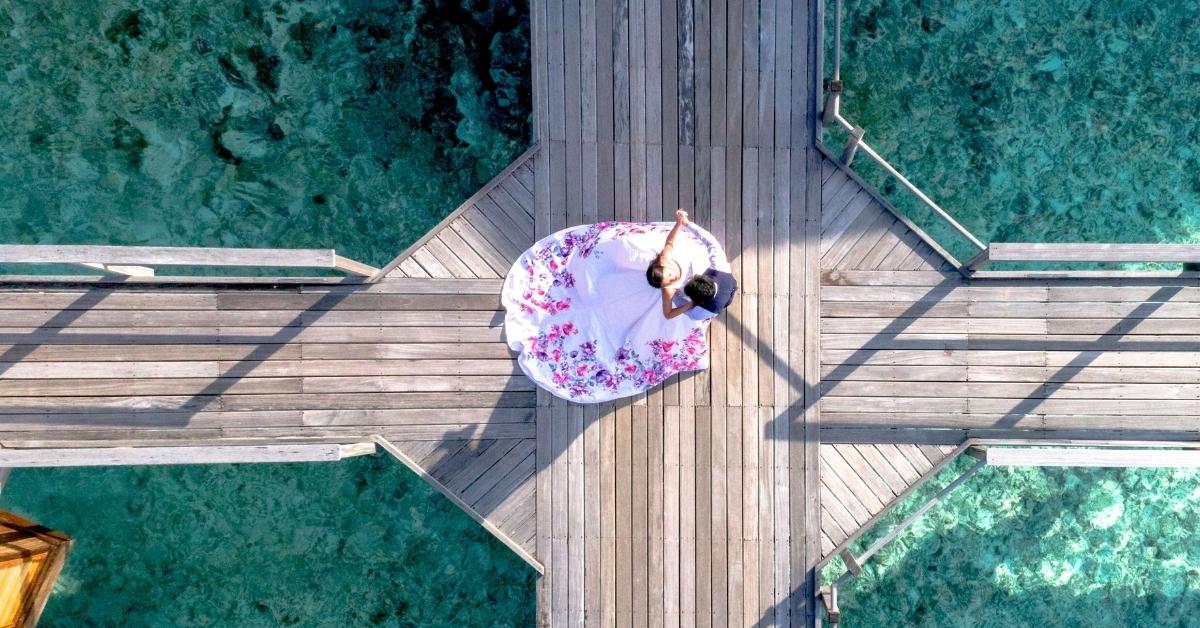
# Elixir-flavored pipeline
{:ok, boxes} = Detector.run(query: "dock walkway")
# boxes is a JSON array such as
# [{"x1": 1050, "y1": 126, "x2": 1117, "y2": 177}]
[{"x1": 0, "y1": 1, "x2": 1197, "y2": 626}]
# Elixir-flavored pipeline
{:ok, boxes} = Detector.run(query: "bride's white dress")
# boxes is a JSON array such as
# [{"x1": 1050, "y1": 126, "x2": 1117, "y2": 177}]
[{"x1": 502, "y1": 221, "x2": 726, "y2": 403}]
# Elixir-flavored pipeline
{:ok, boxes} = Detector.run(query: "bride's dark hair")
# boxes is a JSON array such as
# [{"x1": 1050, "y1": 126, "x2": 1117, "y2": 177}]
[
  {"x1": 684, "y1": 274, "x2": 718, "y2": 306},
  {"x1": 645, "y1": 262, "x2": 666, "y2": 288}
]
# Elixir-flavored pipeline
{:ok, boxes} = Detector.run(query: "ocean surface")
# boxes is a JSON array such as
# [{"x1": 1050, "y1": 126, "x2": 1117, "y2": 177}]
[
  {"x1": 826, "y1": 0, "x2": 1200, "y2": 264},
  {"x1": 0, "y1": 1, "x2": 535, "y2": 625},
  {"x1": 824, "y1": 0, "x2": 1200, "y2": 625}
]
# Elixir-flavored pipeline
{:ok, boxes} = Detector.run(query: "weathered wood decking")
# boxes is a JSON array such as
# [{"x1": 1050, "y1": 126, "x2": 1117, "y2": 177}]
[
  {"x1": 528, "y1": 0, "x2": 823, "y2": 623},
  {"x1": 2, "y1": 0, "x2": 1200, "y2": 626},
  {"x1": 0, "y1": 152, "x2": 542, "y2": 566}
]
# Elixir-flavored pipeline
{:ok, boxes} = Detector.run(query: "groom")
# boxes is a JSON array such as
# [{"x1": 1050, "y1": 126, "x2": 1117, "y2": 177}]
[{"x1": 653, "y1": 209, "x2": 738, "y2": 321}]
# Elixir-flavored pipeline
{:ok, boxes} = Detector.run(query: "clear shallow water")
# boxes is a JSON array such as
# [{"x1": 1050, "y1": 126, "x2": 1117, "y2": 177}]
[
  {"x1": 4, "y1": 458, "x2": 534, "y2": 626},
  {"x1": 824, "y1": 0, "x2": 1200, "y2": 623},
  {"x1": 0, "y1": 0, "x2": 535, "y2": 624},
  {"x1": 0, "y1": 0, "x2": 529, "y2": 267},
  {"x1": 826, "y1": 0, "x2": 1200, "y2": 262},
  {"x1": 827, "y1": 457, "x2": 1200, "y2": 627}
]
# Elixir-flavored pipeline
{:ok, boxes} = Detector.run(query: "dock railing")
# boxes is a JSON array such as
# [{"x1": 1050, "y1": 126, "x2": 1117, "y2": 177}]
[
  {"x1": 0, "y1": 244, "x2": 380, "y2": 284},
  {"x1": 817, "y1": 0, "x2": 1200, "y2": 277},
  {"x1": 965, "y1": 243, "x2": 1200, "y2": 272},
  {"x1": 817, "y1": 0, "x2": 987, "y2": 274}
]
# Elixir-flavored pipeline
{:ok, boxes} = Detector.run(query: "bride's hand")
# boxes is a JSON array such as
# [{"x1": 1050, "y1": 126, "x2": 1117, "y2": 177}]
[{"x1": 675, "y1": 209, "x2": 689, "y2": 224}]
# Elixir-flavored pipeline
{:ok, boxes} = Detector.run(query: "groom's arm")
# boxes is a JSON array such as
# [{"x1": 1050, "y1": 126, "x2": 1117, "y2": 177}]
[{"x1": 662, "y1": 286, "x2": 696, "y2": 319}]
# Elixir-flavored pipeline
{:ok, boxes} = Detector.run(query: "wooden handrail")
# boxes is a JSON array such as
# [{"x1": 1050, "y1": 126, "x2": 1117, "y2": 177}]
[
  {"x1": 0, "y1": 244, "x2": 379, "y2": 278},
  {"x1": 0, "y1": 443, "x2": 376, "y2": 467},
  {"x1": 969, "y1": 243, "x2": 1200, "y2": 271}
]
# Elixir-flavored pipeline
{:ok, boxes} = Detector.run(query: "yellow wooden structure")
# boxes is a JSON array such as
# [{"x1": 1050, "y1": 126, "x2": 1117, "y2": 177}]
[{"x1": 0, "y1": 511, "x2": 71, "y2": 628}]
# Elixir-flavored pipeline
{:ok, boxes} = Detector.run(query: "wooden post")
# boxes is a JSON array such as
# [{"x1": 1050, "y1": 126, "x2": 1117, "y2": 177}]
[
  {"x1": 964, "y1": 246, "x2": 991, "y2": 272},
  {"x1": 841, "y1": 126, "x2": 864, "y2": 165}
]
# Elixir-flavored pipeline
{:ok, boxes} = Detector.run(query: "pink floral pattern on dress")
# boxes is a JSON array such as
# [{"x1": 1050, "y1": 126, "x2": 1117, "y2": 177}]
[
  {"x1": 503, "y1": 221, "x2": 723, "y2": 403},
  {"x1": 529, "y1": 324, "x2": 708, "y2": 400},
  {"x1": 514, "y1": 221, "x2": 653, "y2": 316}
]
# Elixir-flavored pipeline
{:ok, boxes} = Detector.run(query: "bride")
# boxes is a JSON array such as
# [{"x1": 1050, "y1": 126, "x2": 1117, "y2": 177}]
[{"x1": 502, "y1": 210, "x2": 733, "y2": 403}]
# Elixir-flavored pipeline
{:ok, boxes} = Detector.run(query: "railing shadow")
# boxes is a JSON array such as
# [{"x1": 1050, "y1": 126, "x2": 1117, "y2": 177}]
[{"x1": 0, "y1": 284, "x2": 357, "y2": 429}]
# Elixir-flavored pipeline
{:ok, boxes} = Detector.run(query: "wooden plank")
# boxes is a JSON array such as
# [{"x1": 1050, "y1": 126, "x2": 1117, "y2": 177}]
[
  {"x1": 581, "y1": 0, "x2": 599, "y2": 146},
  {"x1": 460, "y1": 441, "x2": 536, "y2": 508},
  {"x1": 300, "y1": 343, "x2": 512, "y2": 360},
  {"x1": 0, "y1": 245, "x2": 336, "y2": 268},
  {"x1": 648, "y1": 403, "x2": 666, "y2": 628},
  {"x1": 583, "y1": 404, "x2": 602, "y2": 624},
  {"x1": 0, "y1": 292, "x2": 218, "y2": 311},
  {"x1": 600, "y1": 403, "x2": 617, "y2": 627},
  {"x1": 740, "y1": 405, "x2": 759, "y2": 628},
  {"x1": 833, "y1": 444, "x2": 899, "y2": 501},
  {"x1": 448, "y1": 219, "x2": 516, "y2": 277},
  {"x1": 726, "y1": 403, "x2": 745, "y2": 628},
  {"x1": 825, "y1": 205, "x2": 895, "y2": 270},
  {"x1": 444, "y1": 439, "x2": 520, "y2": 493},
  {"x1": 568, "y1": 405, "x2": 585, "y2": 627},
  {"x1": 987, "y1": 243, "x2": 1200, "y2": 264},
  {"x1": 980, "y1": 447, "x2": 1200, "y2": 468},
  {"x1": 799, "y1": 0, "x2": 825, "y2": 613},
  {"x1": 409, "y1": 248, "x2": 454, "y2": 279},
  {"x1": 756, "y1": 407, "x2": 773, "y2": 627},
  {"x1": 479, "y1": 455, "x2": 536, "y2": 522},
  {"x1": 872, "y1": 444, "x2": 923, "y2": 484},
  {"x1": 0, "y1": 443, "x2": 364, "y2": 467},
  {"x1": 615, "y1": 402, "x2": 633, "y2": 625},
  {"x1": 678, "y1": 404, "x2": 697, "y2": 626},
  {"x1": 488, "y1": 186, "x2": 537, "y2": 241},
  {"x1": 823, "y1": 380, "x2": 1200, "y2": 401},
  {"x1": 423, "y1": 237, "x2": 478, "y2": 279},
  {"x1": 663, "y1": 405, "x2": 681, "y2": 628},
  {"x1": 818, "y1": 192, "x2": 874, "y2": 259},
  {"x1": 473, "y1": 198, "x2": 534, "y2": 259},
  {"x1": 551, "y1": 403, "x2": 569, "y2": 627},
  {"x1": 547, "y1": 0, "x2": 567, "y2": 143},
  {"x1": 859, "y1": 224, "x2": 907, "y2": 271},
  {"x1": 515, "y1": 162, "x2": 536, "y2": 195},
  {"x1": 709, "y1": 404, "x2": 727, "y2": 627},
  {"x1": 694, "y1": 404, "x2": 711, "y2": 627},
  {"x1": 497, "y1": 175, "x2": 537, "y2": 219},
  {"x1": 631, "y1": 404, "x2": 649, "y2": 623},
  {"x1": 816, "y1": 457, "x2": 872, "y2": 525},
  {"x1": 818, "y1": 487, "x2": 857, "y2": 543}
]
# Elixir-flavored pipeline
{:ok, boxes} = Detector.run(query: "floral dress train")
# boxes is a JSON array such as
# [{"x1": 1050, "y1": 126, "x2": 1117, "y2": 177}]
[{"x1": 502, "y1": 221, "x2": 726, "y2": 403}]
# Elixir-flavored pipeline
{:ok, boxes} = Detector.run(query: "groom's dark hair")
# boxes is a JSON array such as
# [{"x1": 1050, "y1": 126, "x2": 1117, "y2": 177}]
[
  {"x1": 684, "y1": 274, "x2": 718, "y2": 306},
  {"x1": 646, "y1": 262, "x2": 665, "y2": 288}
]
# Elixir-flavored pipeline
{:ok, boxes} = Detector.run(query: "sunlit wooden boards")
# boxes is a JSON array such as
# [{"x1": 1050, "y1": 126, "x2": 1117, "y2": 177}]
[
  {"x1": 817, "y1": 443, "x2": 958, "y2": 556},
  {"x1": 530, "y1": 0, "x2": 824, "y2": 625},
  {"x1": 818, "y1": 183, "x2": 1200, "y2": 444}
]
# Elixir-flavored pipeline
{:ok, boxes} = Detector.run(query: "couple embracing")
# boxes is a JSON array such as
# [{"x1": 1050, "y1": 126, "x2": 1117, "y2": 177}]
[{"x1": 502, "y1": 210, "x2": 737, "y2": 403}]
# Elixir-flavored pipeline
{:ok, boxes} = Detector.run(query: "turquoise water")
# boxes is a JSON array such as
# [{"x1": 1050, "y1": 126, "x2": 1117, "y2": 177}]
[
  {"x1": 827, "y1": 457, "x2": 1200, "y2": 627},
  {"x1": 4, "y1": 458, "x2": 534, "y2": 626},
  {"x1": 0, "y1": 1, "x2": 528, "y2": 267},
  {"x1": 0, "y1": 1, "x2": 535, "y2": 624},
  {"x1": 823, "y1": 0, "x2": 1200, "y2": 623},
  {"x1": 827, "y1": 0, "x2": 1200, "y2": 263}
]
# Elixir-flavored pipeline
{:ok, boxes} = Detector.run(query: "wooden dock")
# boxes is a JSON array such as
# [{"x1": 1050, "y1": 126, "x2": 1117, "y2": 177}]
[{"x1": 1, "y1": 0, "x2": 1199, "y2": 626}]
